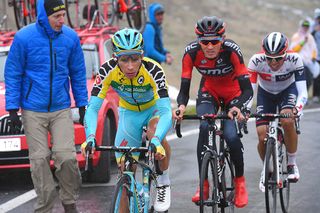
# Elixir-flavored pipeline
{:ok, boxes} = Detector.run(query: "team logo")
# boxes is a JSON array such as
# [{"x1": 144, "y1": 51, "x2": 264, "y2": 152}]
[
  {"x1": 137, "y1": 76, "x2": 144, "y2": 85},
  {"x1": 95, "y1": 75, "x2": 102, "y2": 85},
  {"x1": 201, "y1": 59, "x2": 207, "y2": 64}
]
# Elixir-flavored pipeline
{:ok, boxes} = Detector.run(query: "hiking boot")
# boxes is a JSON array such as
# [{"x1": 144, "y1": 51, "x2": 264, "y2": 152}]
[
  {"x1": 234, "y1": 176, "x2": 248, "y2": 208},
  {"x1": 191, "y1": 179, "x2": 209, "y2": 203},
  {"x1": 154, "y1": 185, "x2": 171, "y2": 212},
  {"x1": 62, "y1": 203, "x2": 78, "y2": 213},
  {"x1": 287, "y1": 164, "x2": 300, "y2": 182}
]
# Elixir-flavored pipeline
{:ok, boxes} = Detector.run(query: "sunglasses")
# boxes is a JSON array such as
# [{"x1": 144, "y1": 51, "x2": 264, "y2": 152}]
[
  {"x1": 199, "y1": 37, "x2": 223, "y2": 46},
  {"x1": 265, "y1": 53, "x2": 286, "y2": 62},
  {"x1": 118, "y1": 54, "x2": 142, "y2": 62}
]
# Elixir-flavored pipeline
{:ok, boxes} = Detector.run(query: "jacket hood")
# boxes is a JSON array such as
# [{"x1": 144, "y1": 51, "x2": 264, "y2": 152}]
[
  {"x1": 36, "y1": 0, "x2": 62, "y2": 38},
  {"x1": 148, "y1": 3, "x2": 164, "y2": 26}
]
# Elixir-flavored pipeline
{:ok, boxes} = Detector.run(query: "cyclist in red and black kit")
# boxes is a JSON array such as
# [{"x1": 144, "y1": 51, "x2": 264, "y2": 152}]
[{"x1": 173, "y1": 16, "x2": 252, "y2": 208}]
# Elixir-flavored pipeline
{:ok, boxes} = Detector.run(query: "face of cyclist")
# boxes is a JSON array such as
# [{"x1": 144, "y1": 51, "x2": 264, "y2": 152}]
[
  {"x1": 48, "y1": 10, "x2": 66, "y2": 31},
  {"x1": 118, "y1": 54, "x2": 142, "y2": 79},
  {"x1": 155, "y1": 11, "x2": 164, "y2": 25},
  {"x1": 199, "y1": 36, "x2": 224, "y2": 59},
  {"x1": 265, "y1": 54, "x2": 286, "y2": 71}
]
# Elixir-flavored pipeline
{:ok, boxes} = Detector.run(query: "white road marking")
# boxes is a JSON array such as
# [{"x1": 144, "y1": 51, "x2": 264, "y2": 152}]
[{"x1": 0, "y1": 107, "x2": 319, "y2": 211}]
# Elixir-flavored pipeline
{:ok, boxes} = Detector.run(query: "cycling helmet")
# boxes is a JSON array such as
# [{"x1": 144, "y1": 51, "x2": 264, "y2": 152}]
[
  {"x1": 262, "y1": 32, "x2": 288, "y2": 56},
  {"x1": 112, "y1": 28, "x2": 144, "y2": 57},
  {"x1": 195, "y1": 16, "x2": 225, "y2": 37}
]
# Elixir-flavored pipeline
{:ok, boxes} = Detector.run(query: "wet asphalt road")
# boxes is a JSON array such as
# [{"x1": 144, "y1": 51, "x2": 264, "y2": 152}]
[{"x1": 1, "y1": 109, "x2": 320, "y2": 213}]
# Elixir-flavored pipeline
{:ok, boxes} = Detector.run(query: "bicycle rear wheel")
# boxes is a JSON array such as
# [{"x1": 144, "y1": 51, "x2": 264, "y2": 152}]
[
  {"x1": 65, "y1": 0, "x2": 81, "y2": 28},
  {"x1": 264, "y1": 138, "x2": 278, "y2": 213},
  {"x1": 13, "y1": 0, "x2": 36, "y2": 29},
  {"x1": 110, "y1": 175, "x2": 135, "y2": 212},
  {"x1": 278, "y1": 129, "x2": 290, "y2": 213},
  {"x1": 200, "y1": 152, "x2": 218, "y2": 213},
  {"x1": 126, "y1": 0, "x2": 147, "y2": 32},
  {"x1": 220, "y1": 151, "x2": 235, "y2": 213}
]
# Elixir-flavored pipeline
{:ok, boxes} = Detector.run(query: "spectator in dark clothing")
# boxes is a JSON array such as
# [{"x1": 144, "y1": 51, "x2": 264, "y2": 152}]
[{"x1": 142, "y1": 3, "x2": 173, "y2": 64}]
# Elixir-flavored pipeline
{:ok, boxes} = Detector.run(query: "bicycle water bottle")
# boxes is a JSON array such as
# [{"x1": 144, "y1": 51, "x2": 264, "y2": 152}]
[{"x1": 136, "y1": 182, "x2": 145, "y2": 209}]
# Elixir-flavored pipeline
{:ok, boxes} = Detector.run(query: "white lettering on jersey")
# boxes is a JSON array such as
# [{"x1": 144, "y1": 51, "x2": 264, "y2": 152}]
[
  {"x1": 224, "y1": 41, "x2": 243, "y2": 57},
  {"x1": 248, "y1": 52, "x2": 303, "y2": 94}
]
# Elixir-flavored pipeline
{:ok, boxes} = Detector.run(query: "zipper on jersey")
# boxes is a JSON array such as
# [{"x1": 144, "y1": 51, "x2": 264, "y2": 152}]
[{"x1": 130, "y1": 79, "x2": 141, "y2": 111}]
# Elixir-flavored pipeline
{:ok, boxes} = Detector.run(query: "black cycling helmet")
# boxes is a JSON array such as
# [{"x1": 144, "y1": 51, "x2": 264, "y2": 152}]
[
  {"x1": 195, "y1": 16, "x2": 225, "y2": 37},
  {"x1": 262, "y1": 32, "x2": 288, "y2": 56}
]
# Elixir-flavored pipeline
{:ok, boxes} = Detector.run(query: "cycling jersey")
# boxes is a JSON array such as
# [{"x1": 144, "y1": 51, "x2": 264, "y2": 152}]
[
  {"x1": 92, "y1": 57, "x2": 169, "y2": 111},
  {"x1": 247, "y1": 51, "x2": 308, "y2": 109},
  {"x1": 177, "y1": 39, "x2": 252, "y2": 110},
  {"x1": 84, "y1": 57, "x2": 172, "y2": 160}
]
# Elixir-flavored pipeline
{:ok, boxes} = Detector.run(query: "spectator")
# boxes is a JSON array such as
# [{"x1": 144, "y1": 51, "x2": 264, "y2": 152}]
[
  {"x1": 290, "y1": 19, "x2": 319, "y2": 93},
  {"x1": 5, "y1": 0, "x2": 88, "y2": 212},
  {"x1": 142, "y1": 3, "x2": 173, "y2": 64},
  {"x1": 311, "y1": 8, "x2": 320, "y2": 102}
]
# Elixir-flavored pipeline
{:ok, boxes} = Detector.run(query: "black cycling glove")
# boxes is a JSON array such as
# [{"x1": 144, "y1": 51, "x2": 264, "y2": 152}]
[
  {"x1": 8, "y1": 110, "x2": 22, "y2": 134},
  {"x1": 79, "y1": 106, "x2": 86, "y2": 126}
]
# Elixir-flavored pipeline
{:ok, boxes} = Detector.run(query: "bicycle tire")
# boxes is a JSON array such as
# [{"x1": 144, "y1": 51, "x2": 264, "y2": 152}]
[
  {"x1": 220, "y1": 151, "x2": 235, "y2": 213},
  {"x1": 278, "y1": 128, "x2": 290, "y2": 213},
  {"x1": 65, "y1": 0, "x2": 80, "y2": 29},
  {"x1": 13, "y1": 0, "x2": 31, "y2": 29},
  {"x1": 264, "y1": 138, "x2": 278, "y2": 213},
  {"x1": 110, "y1": 175, "x2": 135, "y2": 213},
  {"x1": 126, "y1": 0, "x2": 147, "y2": 32},
  {"x1": 199, "y1": 152, "x2": 218, "y2": 213}
]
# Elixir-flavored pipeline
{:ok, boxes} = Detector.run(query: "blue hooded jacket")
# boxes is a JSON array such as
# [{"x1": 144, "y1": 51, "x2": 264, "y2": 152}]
[
  {"x1": 142, "y1": 3, "x2": 168, "y2": 63},
  {"x1": 5, "y1": 0, "x2": 88, "y2": 112}
]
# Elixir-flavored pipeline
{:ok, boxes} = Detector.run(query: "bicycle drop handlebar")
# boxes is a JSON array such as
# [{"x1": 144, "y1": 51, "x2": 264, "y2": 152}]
[{"x1": 174, "y1": 110, "x2": 247, "y2": 138}]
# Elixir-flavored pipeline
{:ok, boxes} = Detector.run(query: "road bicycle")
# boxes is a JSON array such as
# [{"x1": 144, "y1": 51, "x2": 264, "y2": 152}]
[
  {"x1": 250, "y1": 113, "x2": 300, "y2": 213},
  {"x1": 175, "y1": 111, "x2": 246, "y2": 213},
  {"x1": 8, "y1": 0, "x2": 37, "y2": 30},
  {"x1": 65, "y1": 0, "x2": 146, "y2": 31},
  {"x1": 85, "y1": 143, "x2": 164, "y2": 213}
]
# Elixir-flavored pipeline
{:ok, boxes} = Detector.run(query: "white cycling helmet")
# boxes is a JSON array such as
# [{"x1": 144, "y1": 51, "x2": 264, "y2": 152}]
[{"x1": 262, "y1": 32, "x2": 288, "y2": 56}]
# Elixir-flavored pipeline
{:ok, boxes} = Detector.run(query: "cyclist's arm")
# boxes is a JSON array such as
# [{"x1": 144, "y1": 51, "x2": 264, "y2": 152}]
[
  {"x1": 229, "y1": 50, "x2": 253, "y2": 110},
  {"x1": 154, "y1": 97, "x2": 172, "y2": 142},
  {"x1": 246, "y1": 67, "x2": 258, "y2": 109},
  {"x1": 84, "y1": 96, "x2": 104, "y2": 138},
  {"x1": 177, "y1": 52, "x2": 194, "y2": 107},
  {"x1": 294, "y1": 67, "x2": 308, "y2": 111}
]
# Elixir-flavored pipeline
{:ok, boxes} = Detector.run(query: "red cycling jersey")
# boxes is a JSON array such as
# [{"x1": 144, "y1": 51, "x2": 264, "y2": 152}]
[{"x1": 179, "y1": 39, "x2": 250, "y2": 107}]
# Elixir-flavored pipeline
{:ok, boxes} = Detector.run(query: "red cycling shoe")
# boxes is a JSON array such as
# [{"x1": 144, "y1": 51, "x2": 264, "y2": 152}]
[
  {"x1": 234, "y1": 176, "x2": 248, "y2": 208},
  {"x1": 192, "y1": 179, "x2": 209, "y2": 203}
]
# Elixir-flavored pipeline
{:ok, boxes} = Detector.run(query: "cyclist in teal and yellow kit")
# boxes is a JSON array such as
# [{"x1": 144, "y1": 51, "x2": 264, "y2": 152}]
[{"x1": 81, "y1": 28, "x2": 172, "y2": 212}]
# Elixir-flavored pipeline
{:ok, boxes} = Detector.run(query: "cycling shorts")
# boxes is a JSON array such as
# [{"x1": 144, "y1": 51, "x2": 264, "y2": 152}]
[
  {"x1": 256, "y1": 83, "x2": 297, "y2": 126},
  {"x1": 115, "y1": 105, "x2": 160, "y2": 163}
]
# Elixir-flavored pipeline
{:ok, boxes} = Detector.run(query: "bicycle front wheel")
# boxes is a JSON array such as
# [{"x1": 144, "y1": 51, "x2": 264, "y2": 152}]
[
  {"x1": 264, "y1": 138, "x2": 278, "y2": 213},
  {"x1": 110, "y1": 175, "x2": 134, "y2": 213},
  {"x1": 220, "y1": 152, "x2": 235, "y2": 213},
  {"x1": 13, "y1": 0, "x2": 34, "y2": 29},
  {"x1": 126, "y1": 0, "x2": 147, "y2": 32},
  {"x1": 278, "y1": 129, "x2": 290, "y2": 213},
  {"x1": 200, "y1": 152, "x2": 218, "y2": 213}
]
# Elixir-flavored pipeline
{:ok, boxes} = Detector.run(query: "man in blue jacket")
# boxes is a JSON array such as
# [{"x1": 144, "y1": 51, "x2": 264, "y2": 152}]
[
  {"x1": 5, "y1": 0, "x2": 88, "y2": 212},
  {"x1": 142, "y1": 3, "x2": 173, "y2": 64}
]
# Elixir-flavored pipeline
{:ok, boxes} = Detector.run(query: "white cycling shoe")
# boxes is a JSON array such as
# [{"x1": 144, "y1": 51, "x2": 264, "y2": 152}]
[
  {"x1": 154, "y1": 185, "x2": 171, "y2": 212},
  {"x1": 287, "y1": 164, "x2": 300, "y2": 182}
]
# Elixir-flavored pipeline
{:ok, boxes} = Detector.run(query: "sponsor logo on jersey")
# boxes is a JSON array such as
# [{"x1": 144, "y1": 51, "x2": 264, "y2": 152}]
[
  {"x1": 95, "y1": 75, "x2": 102, "y2": 85},
  {"x1": 185, "y1": 43, "x2": 198, "y2": 52},
  {"x1": 217, "y1": 58, "x2": 223, "y2": 64},
  {"x1": 275, "y1": 72, "x2": 293, "y2": 81},
  {"x1": 201, "y1": 59, "x2": 207, "y2": 64},
  {"x1": 252, "y1": 55, "x2": 265, "y2": 66},
  {"x1": 224, "y1": 41, "x2": 242, "y2": 57},
  {"x1": 286, "y1": 55, "x2": 298, "y2": 64},
  {"x1": 197, "y1": 65, "x2": 233, "y2": 76},
  {"x1": 157, "y1": 80, "x2": 166, "y2": 89},
  {"x1": 137, "y1": 76, "x2": 144, "y2": 85}
]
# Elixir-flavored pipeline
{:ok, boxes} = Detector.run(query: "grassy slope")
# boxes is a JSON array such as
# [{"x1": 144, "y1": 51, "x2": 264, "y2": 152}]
[{"x1": 147, "y1": 0, "x2": 319, "y2": 98}]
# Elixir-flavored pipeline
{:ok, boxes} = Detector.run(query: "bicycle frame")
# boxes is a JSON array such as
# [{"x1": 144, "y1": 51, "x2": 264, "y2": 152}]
[{"x1": 95, "y1": 145, "x2": 158, "y2": 213}]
